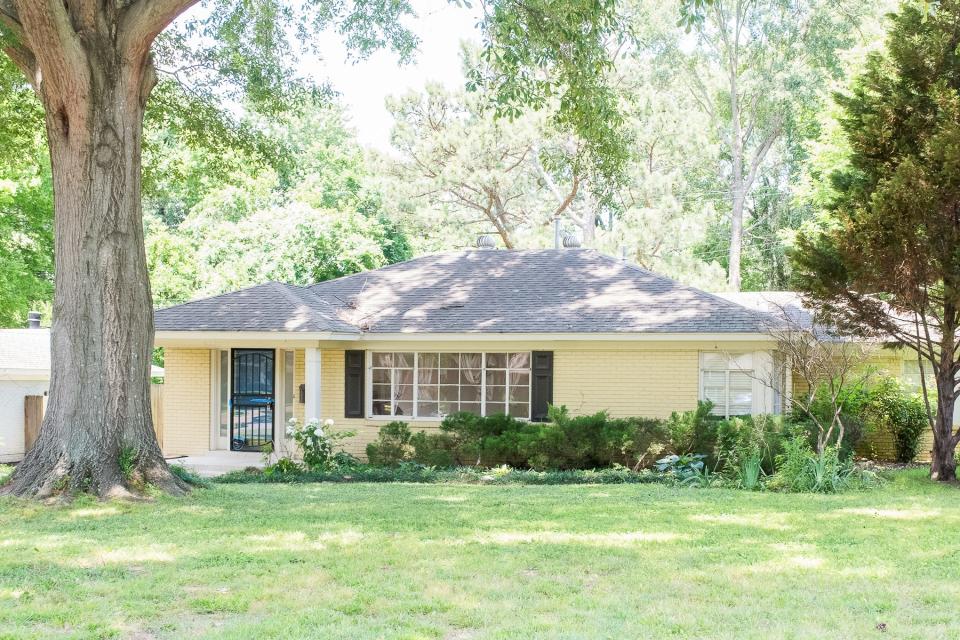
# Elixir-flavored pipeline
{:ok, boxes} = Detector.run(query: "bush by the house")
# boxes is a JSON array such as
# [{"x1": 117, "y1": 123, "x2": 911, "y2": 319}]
[
  {"x1": 409, "y1": 431, "x2": 459, "y2": 467},
  {"x1": 362, "y1": 403, "x2": 717, "y2": 472},
  {"x1": 365, "y1": 420, "x2": 414, "y2": 466},
  {"x1": 249, "y1": 400, "x2": 889, "y2": 493},
  {"x1": 859, "y1": 377, "x2": 928, "y2": 463},
  {"x1": 426, "y1": 407, "x2": 687, "y2": 470},
  {"x1": 267, "y1": 418, "x2": 355, "y2": 473},
  {"x1": 714, "y1": 414, "x2": 798, "y2": 488}
]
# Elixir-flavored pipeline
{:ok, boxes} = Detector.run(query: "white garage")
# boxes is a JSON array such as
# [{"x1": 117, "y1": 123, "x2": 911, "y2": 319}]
[
  {"x1": 0, "y1": 325, "x2": 50, "y2": 462},
  {"x1": 0, "y1": 319, "x2": 165, "y2": 462}
]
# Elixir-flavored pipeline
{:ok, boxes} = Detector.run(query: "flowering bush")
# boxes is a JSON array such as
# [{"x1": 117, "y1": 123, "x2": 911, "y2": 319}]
[{"x1": 286, "y1": 418, "x2": 355, "y2": 471}]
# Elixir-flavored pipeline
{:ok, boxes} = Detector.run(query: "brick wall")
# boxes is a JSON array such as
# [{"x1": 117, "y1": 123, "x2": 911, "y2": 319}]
[
  {"x1": 553, "y1": 349, "x2": 700, "y2": 418},
  {"x1": 317, "y1": 347, "x2": 703, "y2": 459},
  {"x1": 160, "y1": 343, "x2": 936, "y2": 464},
  {"x1": 162, "y1": 348, "x2": 210, "y2": 456}
]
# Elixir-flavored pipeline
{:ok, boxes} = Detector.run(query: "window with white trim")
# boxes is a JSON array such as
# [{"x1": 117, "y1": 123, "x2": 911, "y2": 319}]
[
  {"x1": 902, "y1": 360, "x2": 936, "y2": 394},
  {"x1": 370, "y1": 352, "x2": 531, "y2": 419},
  {"x1": 701, "y1": 353, "x2": 754, "y2": 417}
]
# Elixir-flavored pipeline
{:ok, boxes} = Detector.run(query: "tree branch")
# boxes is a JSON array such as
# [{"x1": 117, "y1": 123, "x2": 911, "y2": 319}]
[
  {"x1": 119, "y1": 0, "x2": 199, "y2": 58},
  {"x1": 13, "y1": 0, "x2": 89, "y2": 105},
  {"x1": 744, "y1": 121, "x2": 781, "y2": 192},
  {"x1": 0, "y1": 0, "x2": 23, "y2": 38}
]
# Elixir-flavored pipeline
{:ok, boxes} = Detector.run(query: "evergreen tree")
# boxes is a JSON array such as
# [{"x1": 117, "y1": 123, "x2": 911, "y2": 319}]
[{"x1": 792, "y1": 0, "x2": 960, "y2": 481}]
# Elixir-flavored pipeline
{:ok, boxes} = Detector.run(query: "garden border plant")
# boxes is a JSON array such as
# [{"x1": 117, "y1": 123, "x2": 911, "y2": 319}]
[{"x1": 247, "y1": 402, "x2": 886, "y2": 493}]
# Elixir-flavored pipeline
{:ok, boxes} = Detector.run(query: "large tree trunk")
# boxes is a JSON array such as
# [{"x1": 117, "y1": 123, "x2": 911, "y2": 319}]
[{"x1": 3, "y1": 3, "x2": 187, "y2": 498}]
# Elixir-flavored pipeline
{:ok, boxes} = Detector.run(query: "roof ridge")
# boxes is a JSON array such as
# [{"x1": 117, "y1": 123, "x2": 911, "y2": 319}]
[
  {"x1": 308, "y1": 252, "x2": 470, "y2": 290},
  {"x1": 308, "y1": 249, "x2": 586, "y2": 291}
]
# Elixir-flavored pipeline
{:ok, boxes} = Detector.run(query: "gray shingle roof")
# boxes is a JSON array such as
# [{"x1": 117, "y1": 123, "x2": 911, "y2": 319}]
[
  {"x1": 155, "y1": 250, "x2": 772, "y2": 335},
  {"x1": 154, "y1": 281, "x2": 360, "y2": 334},
  {"x1": 0, "y1": 328, "x2": 51, "y2": 372},
  {"x1": 309, "y1": 249, "x2": 769, "y2": 334}
]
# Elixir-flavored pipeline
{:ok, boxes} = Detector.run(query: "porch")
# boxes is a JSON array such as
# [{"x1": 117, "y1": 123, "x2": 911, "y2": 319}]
[{"x1": 167, "y1": 451, "x2": 266, "y2": 477}]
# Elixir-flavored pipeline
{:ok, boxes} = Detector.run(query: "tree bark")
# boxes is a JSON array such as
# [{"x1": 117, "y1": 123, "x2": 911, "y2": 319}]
[
  {"x1": 3, "y1": 1, "x2": 188, "y2": 498},
  {"x1": 726, "y1": 5, "x2": 744, "y2": 293},
  {"x1": 930, "y1": 351, "x2": 958, "y2": 482}
]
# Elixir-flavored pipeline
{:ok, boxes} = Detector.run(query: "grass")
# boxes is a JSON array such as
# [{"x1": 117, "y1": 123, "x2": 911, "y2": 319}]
[{"x1": 0, "y1": 468, "x2": 958, "y2": 639}]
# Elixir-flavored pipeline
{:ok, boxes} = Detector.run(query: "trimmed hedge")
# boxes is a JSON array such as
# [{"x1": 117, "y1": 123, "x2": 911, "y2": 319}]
[{"x1": 366, "y1": 404, "x2": 716, "y2": 471}]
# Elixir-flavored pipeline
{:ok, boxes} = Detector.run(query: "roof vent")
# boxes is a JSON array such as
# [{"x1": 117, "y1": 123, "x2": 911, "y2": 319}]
[
  {"x1": 562, "y1": 233, "x2": 581, "y2": 249},
  {"x1": 27, "y1": 311, "x2": 41, "y2": 329},
  {"x1": 476, "y1": 234, "x2": 497, "y2": 249}
]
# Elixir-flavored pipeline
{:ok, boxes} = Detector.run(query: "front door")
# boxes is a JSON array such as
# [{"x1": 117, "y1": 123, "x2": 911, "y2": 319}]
[{"x1": 231, "y1": 349, "x2": 275, "y2": 452}]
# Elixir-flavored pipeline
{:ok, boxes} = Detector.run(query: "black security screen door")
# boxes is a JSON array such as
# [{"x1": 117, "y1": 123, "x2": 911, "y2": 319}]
[{"x1": 231, "y1": 349, "x2": 275, "y2": 452}]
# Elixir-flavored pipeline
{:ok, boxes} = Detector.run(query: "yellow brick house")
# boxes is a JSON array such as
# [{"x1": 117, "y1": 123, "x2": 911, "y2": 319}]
[{"x1": 153, "y1": 247, "x2": 920, "y2": 462}]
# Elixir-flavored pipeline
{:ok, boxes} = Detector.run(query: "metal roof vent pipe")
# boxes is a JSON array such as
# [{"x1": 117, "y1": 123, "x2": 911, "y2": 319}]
[
  {"x1": 476, "y1": 234, "x2": 497, "y2": 249},
  {"x1": 27, "y1": 311, "x2": 41, "y2": 329},
  {"x1": 562, "y1": 233, "x2": 582, "y2": 249}
]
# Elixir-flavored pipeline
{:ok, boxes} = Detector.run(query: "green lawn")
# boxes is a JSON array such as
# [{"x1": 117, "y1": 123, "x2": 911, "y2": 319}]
[{"x1": 0, "y1": 470, "x2": 958, "y2": 639}]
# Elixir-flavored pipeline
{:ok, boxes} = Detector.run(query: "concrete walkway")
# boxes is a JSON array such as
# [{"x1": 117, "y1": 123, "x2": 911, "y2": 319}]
[{"x1": 167, "y1": 451, "x2": 264, "y2": 477}]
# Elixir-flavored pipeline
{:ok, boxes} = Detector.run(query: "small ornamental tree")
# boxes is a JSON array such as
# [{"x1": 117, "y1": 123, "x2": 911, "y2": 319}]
[
  {"x1": 0, "y1": 0, "x2": 625, "y2": 499},
  {"x1": 791, "y1": 0, "x2": 960, "y2": 481},
  {"x1": 762, "y1": 305, "x2": 874, "y2": 456}
]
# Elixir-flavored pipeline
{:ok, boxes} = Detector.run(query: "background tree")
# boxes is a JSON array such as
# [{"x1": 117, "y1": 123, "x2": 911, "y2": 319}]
[
  {"x1": 0, "y1": 0, "x2": 624, "y2": 498},
  {"x1": 148, "y1": 102, "x2": 412, "y2": 304},
  {"x1": 385, "y1": 82, "x2": 546, "y2": 249},
  {"x1": 791, "y1": 0, "x2": 960, "y2": 481},
  {"x1": 0, "y1": 57, "x2": 51, "y2": 326},
  {"x1": 679, "y1": 0, "x2": 867, "y2": 291}
]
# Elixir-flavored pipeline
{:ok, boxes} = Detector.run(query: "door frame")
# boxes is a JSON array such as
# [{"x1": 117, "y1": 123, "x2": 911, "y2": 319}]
[
  {"x1": 229, "y1": 348, "x2": 277, "y2": 452},
  {"x1": 211, "y1": 350, "x2": 231, "y2": 451}
]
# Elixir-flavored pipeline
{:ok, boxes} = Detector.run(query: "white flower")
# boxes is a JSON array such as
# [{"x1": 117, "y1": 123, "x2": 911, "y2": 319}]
[
  {"x1": 324, "y1": 418, "x2": 335, "y2": 428},
  {"x1": 285, "y1": 425, "x2": 295, "y2": 436}
]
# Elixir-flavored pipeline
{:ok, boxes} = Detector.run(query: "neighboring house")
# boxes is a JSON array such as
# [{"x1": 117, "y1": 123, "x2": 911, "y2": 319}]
[
  {"x1": 0, "y1": 318, "x2": 163, "y2": 462},
  {"x1": 0, "y1": 317, "x2": 50, "y2": 463},
  {"x1": 154, "y1": 247, "x2": 920, "y2": 460}
]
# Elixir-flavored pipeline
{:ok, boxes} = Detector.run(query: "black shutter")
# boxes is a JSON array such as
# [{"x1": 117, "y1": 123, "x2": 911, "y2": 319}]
[
  {"x1": 344, "y1": 350, "x2": 365, "y2": 418},
  {"x1": 530, "y1": 351, "x2": 553, "y2": 422}
]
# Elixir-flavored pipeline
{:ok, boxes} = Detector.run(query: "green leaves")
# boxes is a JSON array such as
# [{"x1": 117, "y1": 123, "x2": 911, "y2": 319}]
[
  {"x1": 0, "y1": 58, "x2": 51, "y2": 326},
  {"x1": 468, "y1": 0, "x2": 631, "y2": 188}
]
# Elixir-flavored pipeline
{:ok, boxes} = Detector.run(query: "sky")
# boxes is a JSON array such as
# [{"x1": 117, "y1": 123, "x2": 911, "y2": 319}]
[{"x1": 307, "y1": 0, "x2": 484, "y2": 152}]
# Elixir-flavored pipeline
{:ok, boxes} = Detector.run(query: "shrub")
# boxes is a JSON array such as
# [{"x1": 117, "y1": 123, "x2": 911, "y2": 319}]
[
  {"x1": 437, "y1": 406, "x2": 673, "y2": 470},
  {"x1": 286, "y1": 418, "x2": 356, "y2": 471},
  {"x1": 665, "y1": 402, "x2": 719, "y2": 458},
  {"x1": 715, "y1": 414, "x2": 796, "y2": 477},
  {"x1": 366, "y1": 421, "x2": 413, "y2": 466},
  {"x1": 439, "y1": 411, "x2": 539, "y2": 467},
  {"x1": 803, "y1": 384, "x2": 870, "y2": 456},
  {"x1": 529, "y1": 406, "x2": 671, "y2": 470},
  {"x1": 861, "y1": 378, "x2": 928, "y2": 463},
  {"x1": 264, "y1": 456, "x2": 304, "y2": 477},
  {"x1": 410, "y1": 431, "x2": 459, "y2": 467}
]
